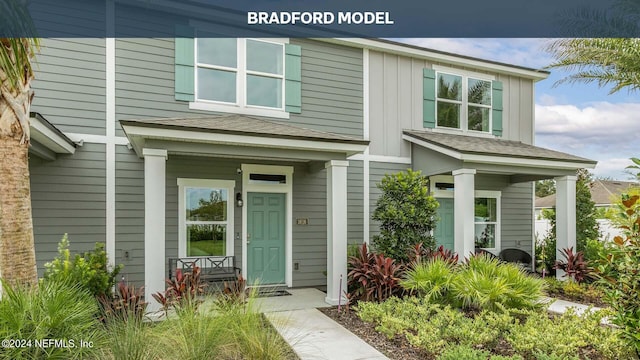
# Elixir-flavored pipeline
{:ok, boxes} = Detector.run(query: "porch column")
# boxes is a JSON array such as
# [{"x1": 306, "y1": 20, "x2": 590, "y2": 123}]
[
  {"x1": 325, "y1": 160, "x2": 349, "y2": 305},
  {"x1": 143, "y1": 148, "x2": 167, "y2": 310},
  {"x1": 555, "y1": 175, "x2": 576, "y2": 280},
  {"x1": 453, "y1": 169, "x2": 476, "y2": 259}
]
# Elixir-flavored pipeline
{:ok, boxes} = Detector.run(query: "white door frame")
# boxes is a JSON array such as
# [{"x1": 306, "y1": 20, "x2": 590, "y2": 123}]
[{"x1": 241, "y1": 164, "x2": 294, "y2": 287}]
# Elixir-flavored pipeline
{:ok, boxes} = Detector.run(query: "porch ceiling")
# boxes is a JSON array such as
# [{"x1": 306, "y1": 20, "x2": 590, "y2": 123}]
[
  {"x1": 121, "y1": 115, "x2": 369, "y2": 161},
  {"x1": 405, "y1": 130, "x2": 597, "y2": 181}
]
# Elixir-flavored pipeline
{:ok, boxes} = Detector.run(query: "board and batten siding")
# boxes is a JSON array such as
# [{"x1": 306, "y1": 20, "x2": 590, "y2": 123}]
[
  {"x1": 30, "y1": 144, "x2": 106, "y2": 276},
  {"x1": 31, "y1": 38, "x2": 106, "y2": 135},
  {"x1": 368, "y1": 51, "x2": 537, "y2": 158}
]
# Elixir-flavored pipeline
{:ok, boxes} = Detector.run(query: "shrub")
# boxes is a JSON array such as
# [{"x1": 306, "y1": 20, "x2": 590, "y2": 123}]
[
  {"x1": 400, "y1": 258, "x2": 455, "y2": 303},
  {"x1": 598, "y1": 193, "x2": 640, "y2": 355},
  {"x1": 98, "y1": 282, "x2": 147, "y2": 323},
  {"x1": 0, "y1": 279, "x2": 104, "y2": 359},
  {"x1": 408, "y1": 243, "x2": 458, "y2": 266},
  {"x1": 43, "y1": 234, "x2": 122, "y2": 297},
  {"x1": 553, "y1": 247, "x2": 592, "y2": 283},
  {"x1": 152, "y1": 266, "x2": 207, "y2": 315},
  {"x1": 451, "y1": 254, "x2": 545, "y2": 311},
  {"x1": 99, "y1": 316, "x2": 158, "y2": 360},
  {"x1": 347, "y1": 243, "x2": 403, "y2": 302},
  {"x1": 535, "y1": 233, "x2": 556, "y2": 276},
  {"x1": 544, "y1": 277, "x2": 606, "y2": 306},
  {"x1": 371, "y1": 169, "x2": 439, "y2": 262}
]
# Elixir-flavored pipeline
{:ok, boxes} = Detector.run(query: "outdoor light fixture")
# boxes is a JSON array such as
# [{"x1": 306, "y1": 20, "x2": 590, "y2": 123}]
[{"x1": 236, "y1": 192, "x2": 243, "y2": 207}]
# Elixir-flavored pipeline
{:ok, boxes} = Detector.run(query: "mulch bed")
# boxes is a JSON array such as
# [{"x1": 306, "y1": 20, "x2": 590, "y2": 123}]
[{"x1": 319, "y1": 306, "x2": 433, "y2": 360}]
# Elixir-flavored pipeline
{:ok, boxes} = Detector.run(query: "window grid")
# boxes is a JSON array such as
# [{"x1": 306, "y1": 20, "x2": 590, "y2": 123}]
[{"x1": 435, "y1": 71, "x2": 493, "y2": 133}]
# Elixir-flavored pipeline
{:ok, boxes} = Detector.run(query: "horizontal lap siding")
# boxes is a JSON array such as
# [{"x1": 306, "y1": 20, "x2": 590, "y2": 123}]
[
  {"x1": 31, "y1": 38, "x2": 106, "y2": 135},
  {"x1": 369, "y1": 162, "x2": 411, "y2": 240},
  {"x1": 115, "y1": 146, "x2": 145, "y2": 285},
  {"x1": 348, "y1": 161, "x2": 364, "y2": 245},
  {"x1": 30, "y1": 144, "x2": 106, "y2": 276},
  {"x1": 292, "y1": 165, "x2": 327, "y2": 287},
  {"x1": 290, "y1": 39, "x2": 363, "y2": 138},
  {"x1": 501, "y1": 182, "x2": 534, "y2": 254}
]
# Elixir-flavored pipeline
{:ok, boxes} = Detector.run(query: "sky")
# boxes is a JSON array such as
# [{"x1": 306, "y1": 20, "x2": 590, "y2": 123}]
[{"x1": 397, "y1": 38, "x2": 639, "y2": 181}]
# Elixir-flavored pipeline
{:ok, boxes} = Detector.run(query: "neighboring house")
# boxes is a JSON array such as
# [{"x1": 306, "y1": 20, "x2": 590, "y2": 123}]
[
  {"x1": 535, "y1": 179, "x2": 638, "y2": 240},
  {"x1": 26, "y1": 9, "x2": 596, "y2": 307}
]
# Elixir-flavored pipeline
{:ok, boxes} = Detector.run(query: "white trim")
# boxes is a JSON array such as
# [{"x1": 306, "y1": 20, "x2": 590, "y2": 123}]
[
  {"x1": 429, "y1": 127, "x2": 497, "y2": 139},
  {"x1": 65, "y1": 133, "x2": 129, "y2": 145},
  {"x1": 363, "y1": 148, "x2": 370, "y2": 245},
  {"x1": 29, "y1": 118, "x2": 76, "y2": 154},
  {"x1": 363, "y1": 48, "x2": 370, "y2": 141},
  {"x1": 241, "y1": 164, "x2": 294, "y2": 287},
  {"x1": 432, "y1": 65, "x2": 496, "y2": 81},
  {"x1": 176, "y1": 178, "x2": 236, "y2": 258},
  {"x1": 142, "y1": 148, "x2": 168, "y2": 158},
  {"x1": 430, "y1": 174, "x2": 455, "y2": 198},
  {"x1": 320, "y1": 38, "x2": 549, "y2": 81},
  {"x1": 188, "y1": 101, "x2": 290, "y2": 119},
  {"x1": 123, "y1": 125, "x2": 367, "y2": 155},
  {"x1": 348, "y1": 153, "x2": 412, "y2": 164},
  {"x1": 473, "y1": 190, "x2": 502, "y2": 254},
  {"x1": 402, "y1": 134, "x2": 596, "y2": 170},
  {"x1": 325, "y1": 160, "x2": 350, "y2": 305},
  {"x1": 105, "y1": 3, "x2": 116, "y2": 269}
]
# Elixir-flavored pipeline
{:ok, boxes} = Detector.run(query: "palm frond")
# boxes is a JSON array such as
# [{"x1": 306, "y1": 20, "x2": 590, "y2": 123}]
[{"x1": 0, "y1": 0, "x2": 39, "y2": 92}]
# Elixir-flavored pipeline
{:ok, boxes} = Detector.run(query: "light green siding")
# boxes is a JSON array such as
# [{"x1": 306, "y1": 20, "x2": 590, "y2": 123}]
[
  {"x1": 30, "y1": 144, "x2": 106, "y2": 276},
  {"x1": 347, "y1": 161, "x2": 364, "y2": 246}
]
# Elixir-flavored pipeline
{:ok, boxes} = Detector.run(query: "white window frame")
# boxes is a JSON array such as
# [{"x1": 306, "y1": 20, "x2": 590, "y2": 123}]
[
  {"x1": 177, "y1": 178, "x2": 236, "y2": 258},
  {"x1": 433, "y1": 65, "x2": 495, "y2": 135},
  {"x1": 474, "y1": 190, "x2": 501, "y2": 253},
  {"x1": 191, "y1": 36, "x2": 290, "y2": 119}
]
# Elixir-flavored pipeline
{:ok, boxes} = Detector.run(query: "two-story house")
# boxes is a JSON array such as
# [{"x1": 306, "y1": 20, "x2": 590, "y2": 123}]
[{"x1": 27, "y1": 19, "x2": 596, "y2": 307}]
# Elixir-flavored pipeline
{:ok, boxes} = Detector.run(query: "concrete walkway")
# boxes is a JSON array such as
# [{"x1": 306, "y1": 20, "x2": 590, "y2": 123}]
[{"x1": 545, "y1": 297, "x2": 603, "y2": 316}]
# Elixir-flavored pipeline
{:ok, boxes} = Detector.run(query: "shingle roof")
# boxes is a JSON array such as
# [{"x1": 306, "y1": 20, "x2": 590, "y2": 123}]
[
  {"x1": 403, "y1": 130, "x2": 596, "y2": 164},
  {"x1": 536, "y1": 179, "x2": 639, "y2": 208},
  {"x1": 120, "y1": 114, "x2": 369, "y2": 145}
]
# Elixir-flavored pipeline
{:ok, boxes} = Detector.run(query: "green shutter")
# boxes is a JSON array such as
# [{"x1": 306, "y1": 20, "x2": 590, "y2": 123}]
[
  {"x1": 492, "y1": 80, "x2": 503, "y2": 136},
  {"x1": 285, "y1": 44, "x2": 302, "y2": 113},
  {"x1": 423, "y1": 68, "x2": 436, "y2": 128},
  {"x1": 175, "y1": 25, "x2": 195, "y2": 102}
]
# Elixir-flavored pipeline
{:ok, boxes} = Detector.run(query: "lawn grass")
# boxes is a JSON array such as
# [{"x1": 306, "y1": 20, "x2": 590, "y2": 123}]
[{"x1": 188, "y1": 239, "x2": 225, "y2": 256}]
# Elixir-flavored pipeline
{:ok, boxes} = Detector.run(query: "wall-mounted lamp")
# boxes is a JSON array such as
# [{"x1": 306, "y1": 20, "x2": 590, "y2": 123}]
[
  {"x1": 236, "y1": 168, "x2": 243, "y2": 175},
  {"x1": 236, "y1": 192, "x2": 243, "y2": 207}
]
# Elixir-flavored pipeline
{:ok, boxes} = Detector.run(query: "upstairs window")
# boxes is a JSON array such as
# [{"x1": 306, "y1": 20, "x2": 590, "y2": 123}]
[
  {"x1": 436, "y1": 72, "x2": 492, "y2": 133},
  {"x1": 196, "y1": 37, "x2": 284, "y2": 110}
]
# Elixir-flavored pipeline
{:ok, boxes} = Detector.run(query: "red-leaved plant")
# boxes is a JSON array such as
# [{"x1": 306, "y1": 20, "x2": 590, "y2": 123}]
[
  {"x1": 553, "y1": 247, "x2": 592, "y2": 283},
  {"x1": 408, "y1": 243, "x2": 459, "y2": 267},
  {"x1": 347, "y1": 243, "x2": 403, "y2": 303},
  {"x1": 98, "y1": 282, "x2": 147, "y2": 322},
  {"x1": 152, "y1": 265, "x2": 207, "y2": 315}
]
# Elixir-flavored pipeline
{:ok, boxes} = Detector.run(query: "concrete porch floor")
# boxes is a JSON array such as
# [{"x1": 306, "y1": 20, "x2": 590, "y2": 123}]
[{"x1": 255, "y1": 287, "x2": 332, "y2": 312}]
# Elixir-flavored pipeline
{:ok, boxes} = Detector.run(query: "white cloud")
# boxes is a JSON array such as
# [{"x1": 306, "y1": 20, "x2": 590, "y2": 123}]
[
  {"x1": 535, "y1": 102, "x2": 640, "y2": 179},
  {"x1": 393, "y1": 38, "x2": 552, "y2": 69}
]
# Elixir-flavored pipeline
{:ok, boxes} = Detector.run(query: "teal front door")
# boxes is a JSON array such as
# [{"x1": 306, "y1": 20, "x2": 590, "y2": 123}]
[
  {"x1": 247, "y1": 192, "x2": 286, "y2": 285},
  {"x1": 435, "y1": 198, "x2": 454, "y2": 251}
]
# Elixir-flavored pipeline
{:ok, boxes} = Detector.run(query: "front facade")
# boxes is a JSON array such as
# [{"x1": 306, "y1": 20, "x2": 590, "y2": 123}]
[{"x1": 27, "y1": 11, "x2": 595, "y2": 307}]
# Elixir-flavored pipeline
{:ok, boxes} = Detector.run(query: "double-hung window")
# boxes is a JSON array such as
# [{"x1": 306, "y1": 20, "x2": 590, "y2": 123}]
[
  {"x1": 436, "y1": 70, "x2": 493, "y2": 133},
  {"x1": 474, "y1": 191, "x2": 501, "y2": 251},
  {"x1": 195, "y1": 37, "x2": 285, "y2": 111},
  {"x1": 177, "y1": 179, "x2": 235, "y2": 257}
]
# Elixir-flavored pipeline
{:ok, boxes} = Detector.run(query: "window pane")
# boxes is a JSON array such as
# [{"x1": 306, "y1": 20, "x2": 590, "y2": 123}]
[
  {"x1": 187, "y1": 224, "x2": 226, "y2": 256},
  {"x1": 247, "y1": 40, "x2": 283, "y2": 75},
  {"x1": 468, "y1": 106, "x2": 490, "y2": 132},
  {"x1": 474, "y1": 224, "x2": 495, "y2": 248},
  {"x1": 247, "y1": 75, "x2": 282, "y2": 108},
  {"x1": 437, "y1": 73, "x2": 462, "y2": 101},
  {"x1": 474, "y1": 198, "x2": 497, "y2": 222},
  {"x1": 437, "y1": 101, "x2": 460, "y2": 128},
  {"x1": 197, "y1": 68, "x2": 236, "y2": 103},
  {"x1": 468, "y1": 78, "x2": 491, "y2": 105},
  {"x1": 197, "y1": 38, "x2": 237, "y2": 68},
  {"x1": 186, "y1": 188, "x2": 228, "y2": 221}
]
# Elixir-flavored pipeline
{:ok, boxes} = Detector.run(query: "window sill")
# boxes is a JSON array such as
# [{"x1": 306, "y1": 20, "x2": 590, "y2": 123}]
[
  {"x1": 189, "y1": 101, "x2": 290, "y2": 120},
  {"x1": 431, "y1": 127, "x2": 496, "y2": 139}
]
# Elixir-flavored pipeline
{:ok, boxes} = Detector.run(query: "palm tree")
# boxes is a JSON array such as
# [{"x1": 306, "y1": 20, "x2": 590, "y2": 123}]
[{"x1": 0, "y1": 1, "x2": 40, "y2": 287}]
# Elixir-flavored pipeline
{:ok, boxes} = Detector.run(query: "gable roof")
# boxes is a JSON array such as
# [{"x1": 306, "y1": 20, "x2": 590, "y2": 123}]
[
  {"x1": 536, "y1": 179, "x2": 639, "y2": 208},
  {"x1": 403, "y1": 130, "x2": 596, "y2": 165}
]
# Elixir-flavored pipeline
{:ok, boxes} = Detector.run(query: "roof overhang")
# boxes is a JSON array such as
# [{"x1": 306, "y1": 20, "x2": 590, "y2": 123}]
[
  {"x1": 403, "y1": 133, "x2": 596, "y2": 172},
  {"x1": 321, "y1": 38, "x2": 550, "y2": 81},
  {"x1": 122, "y1": 123, "x2": 369, "y2": 160},
  {"x1": 29, "y1": 113, "x2": 76, "y2": 160}
]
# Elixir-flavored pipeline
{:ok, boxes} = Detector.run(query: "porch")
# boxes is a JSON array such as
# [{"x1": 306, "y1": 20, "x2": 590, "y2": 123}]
[
  {"x1": 404, "y1": 130, "x2": 597, "y2": 274},
  {"x1": 120, "y1": 115, "x2": 368, "y2": 310}
]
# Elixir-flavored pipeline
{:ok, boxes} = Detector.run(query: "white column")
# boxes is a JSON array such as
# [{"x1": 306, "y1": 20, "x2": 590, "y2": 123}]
[
  {"x1": 325, "y1": 160, "x2": 349, "y2": 305},
  {"x1": 453, "y1": 169, "x2": 476, "y2": 259},
  {"x1": 555, "y1": 175, "x2": 576, "y2": 280},
  {"x1": 143, "y1": 148, "x2": 167, "y2": 310}
]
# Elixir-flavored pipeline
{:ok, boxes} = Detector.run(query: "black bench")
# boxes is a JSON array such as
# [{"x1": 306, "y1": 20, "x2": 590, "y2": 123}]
[{"x1": 168, "y1": 256, "x2": 240, "y2": 284}]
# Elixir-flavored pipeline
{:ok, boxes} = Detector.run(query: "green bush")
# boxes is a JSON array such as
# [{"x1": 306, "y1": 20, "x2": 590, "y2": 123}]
[
  {"x1": 371, "y1": 169, "x2": 439, "y2": 262},
  {"x1": 44, "y1": 234, "x2": 122, "y2": 297},
  {"x1": 400, "y1": 258, "x2": 455, "y2": 303},
  {"x1": 437, "y1": 345, "x2": 492, "y2": 360},
  {"x1": 0, "y1": 279, "x2": 104, "y2": 360},
  {"x1": 598, "y1": 193, "x2": 640, "y2": 355}
]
